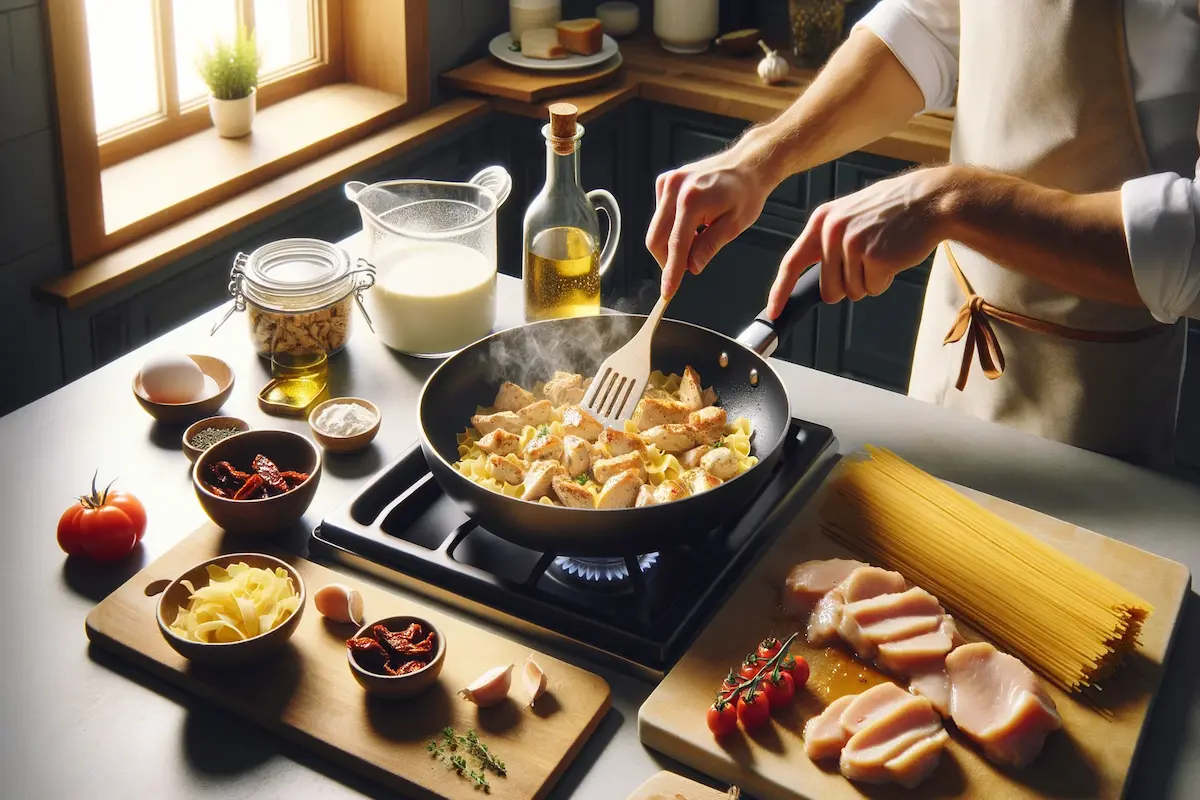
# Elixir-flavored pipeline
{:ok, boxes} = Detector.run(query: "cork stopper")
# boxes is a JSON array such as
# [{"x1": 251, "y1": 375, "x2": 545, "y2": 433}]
[{"x1": 548, "y1": 102, "x2": 578, "y2": 155}]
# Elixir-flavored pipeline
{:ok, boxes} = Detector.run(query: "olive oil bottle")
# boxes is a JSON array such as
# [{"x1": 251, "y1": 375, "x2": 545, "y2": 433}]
[{"x1": 522, "y1": 103, "x2": 622, "y2": 322}]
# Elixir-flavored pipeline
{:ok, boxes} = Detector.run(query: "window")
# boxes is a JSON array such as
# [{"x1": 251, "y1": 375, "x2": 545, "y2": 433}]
[
  {"x1": 47, "y1": 0, "x2": 430, "y2": 268},
  {"x1": 85, "y1": 0, "x2": 336, "y2": 168}
]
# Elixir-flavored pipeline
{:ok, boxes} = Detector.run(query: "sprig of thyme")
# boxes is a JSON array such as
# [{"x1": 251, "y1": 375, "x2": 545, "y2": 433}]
[{"x1": 426, "y1": 727, "x2": 507, "y2": 792}]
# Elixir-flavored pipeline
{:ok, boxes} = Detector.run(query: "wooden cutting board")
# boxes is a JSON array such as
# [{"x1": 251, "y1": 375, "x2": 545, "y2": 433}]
[
  {"x1": 638, "y1": 481, "x2": 1191, "y2": 799},
  {"x1": 627, "y1": 770, "x2": 738, "y2": 800},
  {"x1": 85, "y1": 523, "x2": 611, "y2": 800}
]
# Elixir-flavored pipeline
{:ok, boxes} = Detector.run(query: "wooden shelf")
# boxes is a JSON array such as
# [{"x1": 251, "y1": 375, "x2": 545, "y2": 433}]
[{"x1": 441, "y1": 36, "x2": 954, "y2": 164}]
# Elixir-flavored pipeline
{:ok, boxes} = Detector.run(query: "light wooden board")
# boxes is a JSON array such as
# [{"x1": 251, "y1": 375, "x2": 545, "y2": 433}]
[
  {"x1": 85, "y1": 523, "x2": 611, "y2": 800},
  {"x1": 638, "y1": 481, "x2": 1191, "y2": 799},
  {"x1": 627, "y1": 770, "x2": 737, "y2": 800},
  {"x1": 442, "y1": 53, "x2": 624, "y2": 103}
]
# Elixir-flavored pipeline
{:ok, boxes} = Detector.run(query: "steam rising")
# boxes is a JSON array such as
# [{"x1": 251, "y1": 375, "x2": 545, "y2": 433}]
[{"x1": 477, "y1": 278, "x2": 661, "y2": 388}]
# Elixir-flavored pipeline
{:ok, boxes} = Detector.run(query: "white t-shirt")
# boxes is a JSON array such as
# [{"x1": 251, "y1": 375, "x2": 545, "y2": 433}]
[{"x1": 857, "y1": 0, "x2": 1200, "y2": 323}]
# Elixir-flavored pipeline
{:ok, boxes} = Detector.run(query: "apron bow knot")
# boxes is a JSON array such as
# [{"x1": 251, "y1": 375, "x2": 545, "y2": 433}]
[{"x1": 943, "y1": 291, "x2": 1005, "y2": 391}]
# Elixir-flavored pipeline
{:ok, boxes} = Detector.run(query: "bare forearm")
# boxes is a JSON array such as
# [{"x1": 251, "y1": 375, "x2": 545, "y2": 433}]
[
  {"x1": 736, "y1": 28, "x2": 926, "y2": 183},
  {"x1": 938, "y1": 167, "x2": 1141, "y2": 307}
]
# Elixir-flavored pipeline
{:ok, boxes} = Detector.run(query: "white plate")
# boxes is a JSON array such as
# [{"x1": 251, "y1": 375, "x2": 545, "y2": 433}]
[{"x1": 488, "y1": 31, "x2": 621, "y2": 71}]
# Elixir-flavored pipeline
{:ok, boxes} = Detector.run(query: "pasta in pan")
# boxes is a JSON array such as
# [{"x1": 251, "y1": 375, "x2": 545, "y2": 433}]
[{"x1": 454, "y1": 367, "x2": 756, "y2": 509}]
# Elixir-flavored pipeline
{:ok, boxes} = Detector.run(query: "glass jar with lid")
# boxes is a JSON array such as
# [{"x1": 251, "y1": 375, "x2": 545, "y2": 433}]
[{"x1": 214, "y1": 238, "x2": 376, "y2": 357}]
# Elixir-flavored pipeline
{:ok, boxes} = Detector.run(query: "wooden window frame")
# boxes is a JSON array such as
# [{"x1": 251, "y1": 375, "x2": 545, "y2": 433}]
[
  {"x1": 98, "y1": 0, "x2": 345, "y2": 170},
  {"x1": 46, "y1": 0, "x2": 430, "y2": 268}
]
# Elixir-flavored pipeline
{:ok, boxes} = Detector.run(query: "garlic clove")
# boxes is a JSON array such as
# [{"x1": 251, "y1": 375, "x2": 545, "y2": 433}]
[
  {"x1": 522, "y1": 654, "x2": 548, "y2": 708},
  {"x1": 314, "y1": 583, "x2": 364, "y2": 626},
  {"x1": 756, "y1": 39, "x2": 790, "y2": 85},
  {"x1": 459, "y1": 663, "x2": 514, "y2": 707}
]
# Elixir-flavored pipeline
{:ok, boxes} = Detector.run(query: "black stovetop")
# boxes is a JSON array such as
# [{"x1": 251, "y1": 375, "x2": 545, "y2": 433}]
[{"x1": 311, "y1": 418, "x2": 835, "y2": 677}]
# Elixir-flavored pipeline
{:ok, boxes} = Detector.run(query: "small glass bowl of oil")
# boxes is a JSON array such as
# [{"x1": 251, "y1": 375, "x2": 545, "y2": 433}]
[{"x1": 259, "y1": 346, "x2": 328, "y2": 416}]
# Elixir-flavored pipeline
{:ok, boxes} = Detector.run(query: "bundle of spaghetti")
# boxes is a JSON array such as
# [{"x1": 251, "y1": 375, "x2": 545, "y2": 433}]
[{"x1": 818, "y1": 445, "x2": 1152, "y2": 693}]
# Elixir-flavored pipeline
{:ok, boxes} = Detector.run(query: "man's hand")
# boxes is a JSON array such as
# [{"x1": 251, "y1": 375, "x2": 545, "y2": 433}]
[
  {"x1": 768, "y1": 165, "x2": 954, "y2": 318},
  {"x1": 646, "y1": 145, "x2": 776, "y2": 298}
]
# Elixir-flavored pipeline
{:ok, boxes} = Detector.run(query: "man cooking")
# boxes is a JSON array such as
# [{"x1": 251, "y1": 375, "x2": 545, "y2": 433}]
[{"x1": 646, "y1": 0, "x2": 1199, "y2": 469}]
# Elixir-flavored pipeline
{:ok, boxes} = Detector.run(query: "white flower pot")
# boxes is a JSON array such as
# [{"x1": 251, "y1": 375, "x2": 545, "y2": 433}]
[{"x1": 208, "y1": 88, "x2": 256, "y2": 139}]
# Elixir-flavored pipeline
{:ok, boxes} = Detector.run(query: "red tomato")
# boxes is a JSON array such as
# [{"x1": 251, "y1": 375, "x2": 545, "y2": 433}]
[
  {"x1": 762, "y1": 669, "x2": 795, "y2": 710},
  {"x1": 719, "y1": 669, "x2": 741, "y2": 695},
  {"x1": 781, "y1": 654, "x2": 810, "y2": 689},
  {"x1": 736, "y1": 687, "x2": 771, "y2": 730},
  {"x1": 737, "y1": 654, "x2": 763, "y2": 681},
  {"x1": 756, "y1": 637, "x2": 782, "y2": 661},
  {"x1": 57, "y1": 473, "x2": 147, "y2": 563},
  {"x1": 706, "y1": 696, "x2": 738, "y2": 737}
]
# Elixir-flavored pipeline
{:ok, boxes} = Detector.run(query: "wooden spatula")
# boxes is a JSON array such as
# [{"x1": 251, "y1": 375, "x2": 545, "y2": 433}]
[{"x1": 582, "y1": 293, "x2": 671, "y2": 428}]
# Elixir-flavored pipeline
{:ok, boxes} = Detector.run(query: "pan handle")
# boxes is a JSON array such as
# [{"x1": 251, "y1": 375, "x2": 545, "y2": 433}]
[{"x1": 736, "y1": 266, "x2": 823, "y2": 358}]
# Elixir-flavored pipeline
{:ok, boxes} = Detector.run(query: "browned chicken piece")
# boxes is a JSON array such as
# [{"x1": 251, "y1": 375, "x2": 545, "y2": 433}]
[
  {"x1": 562, "y1": 435, "x2": 591, "y2": 477},
  {"x1": 700, "y1": 446, "x2": 739, "y2": 480},
  {"x1": 551, "y1": 476, "x2": 595, "y2": 508},
  {"x1": 652, "y1": 479, "x2": 689, "y2": 504},
  {"x1": 486, "y1": 455, "x2": 525, "y2": 485},
  {"x1": 840, "y1": 695, "x2": 945, "y2": 785},
  {"x1": 476, "y1": 429, "x2": 521, "y2": 456},
  {"x1": 806, "y1": 566, "x2": 906, "y2": 645},
  {"x1": 493, "y1": 381, "x2": 535, "y2": 413},
  {"x1": 522, "y1": 461, "x2": 568, "y2": 502},
  {"x1": 678, "y1": 365, "x2": 705, "y2": 411},
  {"x1": 596, "y1": 468, "x2": 644, "y2": 509},
  {"x1": 523, "y1": 432, "x2": 564, "y2": 462},
  {"x1": 945, "y1": 643, "x2": 1062, "y2": 768},
  {"x1": 543, "y1": 371, "x2": 585, "y2": 407},
  {"x1": 597, "y1": 427, "x2": 646, "y2": 457},
  {"x1": 837, "y1": 587, "x2": 945, "y2": 658},
  {"x1": 632, "y1": 396, "x2": 691, "y2": 430},
  {"x1": 683, "y1": 467, "x2": 722, "y2": 495},
  {"x1": 783, "y1": 558, "x2": 868, "y2": 613},
  {"x1": 679, "y1": 444, "x2": 712, "y2": 469},
  {"x1": 472, "y1": 410, "x2": 524, "y2": 435},
  {"x1": 634, "y1": 484, "x2": 657, "y2": 507},
  {"x1": 641, "y1": 423, "x2": 699, "y2": 453},
  {"x1": 592, "y1": 451, "x2": 646, "y2": 483},
  {"x1": 688, "y1": 406, "x2": 727, "y2": 445},
  {"x1": 803, "y1": 695, "x2": 857, "y2": 760},
  {"x1": 562, "y1": 405, "x2": 603, "y2": 441},
  {"x1": 701, "y1": 386, "x2": 718, "y2": 407},
  {"x1": 517, "y1": 399, "x2": 553, "y2": 427}
]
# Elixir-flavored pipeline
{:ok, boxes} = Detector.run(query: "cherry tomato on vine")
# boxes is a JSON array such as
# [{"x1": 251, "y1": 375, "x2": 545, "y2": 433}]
[
  {"x1": 736, "y1": 685, "x2": 771, "y2": 730},
  {"x1": 706, "y1": 695, "x2": 738, "y2": 737},
  {"x1": 756, "y1": 637, "x2": 782, "y2": 661},
  {"x1": 762, "y1": 669, "x2": 795, "y2": 709},
  {"x1": 781, "y1": 654, "x2": 810, "y2": 689},
  {"x1": 719, "y1": 669, "x2": 741, "y2": 695},
  {"x1": 737, "y1": 654, "x2": 763, "y2": 681},
  {"x1": 57, "y1": 471, "x2": 147, "y2": 563}
]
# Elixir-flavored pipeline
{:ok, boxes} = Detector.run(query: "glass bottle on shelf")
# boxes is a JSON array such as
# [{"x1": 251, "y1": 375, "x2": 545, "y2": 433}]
[{"x1": 522, "y1": 102, "x2": 622, "y2": 322}]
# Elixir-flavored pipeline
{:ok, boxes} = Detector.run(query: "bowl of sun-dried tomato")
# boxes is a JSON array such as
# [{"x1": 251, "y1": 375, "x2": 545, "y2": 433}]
[
  {"x1": 192, "y1": 429, "x2": 322, "y2": 535},
  {"x1": 346, "y1": 615, "x2": 447, "y2": 698}
]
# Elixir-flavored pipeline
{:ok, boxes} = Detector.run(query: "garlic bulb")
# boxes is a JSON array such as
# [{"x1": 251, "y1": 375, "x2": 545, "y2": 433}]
[
  {"x1": 460, "y1": 663, "x2": 514, "y2": 707},
  {"x1": 313, "y1": 583, "x2": 364, "y2": 625},
  {"x1": 522, "y1": 655, "x2": 548, "y2": 708},
  {"x1": 756, "y1": 40, "x2": 789, "y2": 85}
]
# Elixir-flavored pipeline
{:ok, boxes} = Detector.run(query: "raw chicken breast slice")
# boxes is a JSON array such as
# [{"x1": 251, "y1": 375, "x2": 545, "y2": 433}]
[
  {"x1": 908, "y1": 669, "x2": 952, "y2": 717},
  {"x1": 802, "y1": 695, "x2": 857, "y2": 760},
  {"x1": 876, "y1": 616, "x2": 960, "y2": 674},
  {"x1": 802, "y1": 565, "x2": 904, "y2": 644},
  {"x1": 884, "y1": 729, "x2": 951, "y2": 789},
  {"x1": 837, "y1": 587, "x2": 945, "y2": 657},
  {"x1": 945, "y1": 642, "x2": 1063, "y2": 768},
  {"x1": 839, "y1": 683, "x2": 913, "y2": 734},
  {"x1": 782, "y1": 559, "x2": 867, "y2": 613},
  {"x1": 839, "y1": 696, "x2": 943, "y2": 784}
]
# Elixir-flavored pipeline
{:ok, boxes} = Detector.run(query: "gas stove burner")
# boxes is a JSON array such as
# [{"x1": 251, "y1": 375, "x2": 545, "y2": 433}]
[{"x1": 553, "y1": 553, "x2": 659, "y2": 582}]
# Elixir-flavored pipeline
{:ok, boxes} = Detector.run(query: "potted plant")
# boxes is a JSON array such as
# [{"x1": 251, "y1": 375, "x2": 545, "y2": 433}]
[{"x1": 196, "y1": 27, "x2": 261, "y2": 139}]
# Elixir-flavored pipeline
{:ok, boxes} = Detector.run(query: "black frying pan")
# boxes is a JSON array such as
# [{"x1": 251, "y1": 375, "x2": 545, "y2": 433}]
[{"x1": 418, "y1": 268, "x2": 822, "y2": 556}]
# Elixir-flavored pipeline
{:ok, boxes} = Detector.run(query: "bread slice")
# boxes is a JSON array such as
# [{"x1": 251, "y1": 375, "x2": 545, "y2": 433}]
[
  {"x1": 556, "y1": 18, "x2": 603, "y2": 56},
  {"x1": 520, "y1": 27, "x2": 568, "y2": 59}
]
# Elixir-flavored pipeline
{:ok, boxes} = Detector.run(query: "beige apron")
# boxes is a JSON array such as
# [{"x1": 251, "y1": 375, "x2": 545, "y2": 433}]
[{"x1": 907, "y1": 0, "x2": 1186, "y2": 468}]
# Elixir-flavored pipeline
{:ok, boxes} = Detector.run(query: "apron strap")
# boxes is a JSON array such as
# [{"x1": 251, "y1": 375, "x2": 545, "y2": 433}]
[{"x1": 940, "y1": 243, "x2": 1167, "y2": 391}]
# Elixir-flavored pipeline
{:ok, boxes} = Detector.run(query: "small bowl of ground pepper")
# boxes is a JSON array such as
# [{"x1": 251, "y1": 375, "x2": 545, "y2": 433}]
[{"x1": 183, "y1": 416, "x2": 251, "y2": 462}]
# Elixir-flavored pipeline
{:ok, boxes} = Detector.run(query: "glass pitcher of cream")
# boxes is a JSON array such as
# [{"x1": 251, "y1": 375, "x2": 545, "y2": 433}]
[{"x1": 345, "y1": 167, "x2": 511, "y2": 357}]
